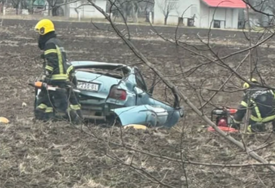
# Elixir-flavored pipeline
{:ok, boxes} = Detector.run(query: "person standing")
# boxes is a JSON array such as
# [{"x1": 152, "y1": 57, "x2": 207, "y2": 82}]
[{"x1": 34, "y1": 19, "x2": 81, "y2": 124}]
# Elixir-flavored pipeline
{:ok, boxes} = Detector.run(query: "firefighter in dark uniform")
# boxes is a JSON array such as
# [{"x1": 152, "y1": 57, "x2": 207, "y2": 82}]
[
  {"x1": 34, "y1": 19, "x2": 81, "y2": 123},
  {"x1": 233, "y1": 78, "x2": 275, "y2": 133}
]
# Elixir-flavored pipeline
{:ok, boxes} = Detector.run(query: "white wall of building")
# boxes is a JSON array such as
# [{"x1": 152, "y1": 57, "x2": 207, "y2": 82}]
[
  {"x1": 200, "y1": 2, "x2": 241, "y2": 29},
  {"x1": 69, "y1": 0, "x2": 106, "y2": 19},
  {"x1": 199, "y1": 2, "x2": 210, "y2": 28},
  {"x1": 154, "y1": 0, "x2": 200, "y2": 25},
  {"x1": 210, "y1": 7, "x2": 227, "y2": 28},
  {"x1": 232, "y1": 9, "x2": 239, "y2": 28},
  {"x1": 225, "y1": 8, "x2": 233, "y2": 28}
]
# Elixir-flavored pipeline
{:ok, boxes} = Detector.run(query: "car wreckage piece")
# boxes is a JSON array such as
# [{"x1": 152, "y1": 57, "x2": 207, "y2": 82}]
[
  {"x1": 111, "y1": 105, "x2": 168, "y2": 127},
  {"x1": 71, "y1": 61, "x2": 184, "y2": 128}
]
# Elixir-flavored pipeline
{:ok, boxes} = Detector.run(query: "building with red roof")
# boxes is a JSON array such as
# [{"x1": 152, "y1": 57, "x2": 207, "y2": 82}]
[
  {"x1": 202, "y1": 0, "x2": 246, "y2": 8},
  {"x1": 154, "y1": 0, "x2": 247, "y2": 29}
]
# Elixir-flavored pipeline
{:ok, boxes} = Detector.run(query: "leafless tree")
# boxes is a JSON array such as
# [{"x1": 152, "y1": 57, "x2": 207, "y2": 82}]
[
  {"x1": 107, "y1": 0, "x2": 142, "y2": 23},
  {"x1": 46, "y1": 0, "x2": 65, "y2": 16},
  {"x1": 244, "y1": 0, "x2": 275, "y2": 27},
  {"x1": 9, "y1": 0, "x2": 24, "y2": 14},
  {"x1": 156, "y1": 0, "x2": 179, "y2": 25}
]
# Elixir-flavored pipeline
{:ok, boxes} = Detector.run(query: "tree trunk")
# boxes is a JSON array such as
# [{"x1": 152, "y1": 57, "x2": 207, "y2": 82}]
[
  {"x1": 133, "y1": 2, "x2": 138, "y2": 23},
  {"x1": 164, "y1": 15, "x2": 168, "y2": 25},
  {"x1": 123, "y1": 11, "x2": 127, "y2": 22},
  {"x1": 145, "y1": 12, "x2": 150, "y2": 22},
  {"x1": 48, "y1": 4, "x2": 51, "y2": 16},
  {"x1": 133, "y1": 11, "x2": 138, "y2": 23}
]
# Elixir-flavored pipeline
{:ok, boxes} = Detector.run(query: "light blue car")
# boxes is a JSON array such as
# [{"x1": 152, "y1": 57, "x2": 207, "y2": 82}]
[{"x1": 71, "y1": 61, "x2": 184, "y2": 128}]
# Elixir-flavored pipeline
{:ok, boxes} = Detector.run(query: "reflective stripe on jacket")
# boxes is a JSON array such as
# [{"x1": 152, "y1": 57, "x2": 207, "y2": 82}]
[
  {"x1": 43, "y1": 37, "x2": 68, "y2": 82},
  {"x1": 66, "y1": 64, "x2": 78, "y2": 86}
]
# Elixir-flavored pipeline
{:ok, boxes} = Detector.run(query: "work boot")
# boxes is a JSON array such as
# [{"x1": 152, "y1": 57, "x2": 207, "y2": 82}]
[
  {"x1": 34, "y1": 108, "x2": 45, "y2": 120},
  {"x1": 254, "y1": 122, "x2": 265, "y2": 132},
  {"x1": 248, "y1": 123, "x2": 265, "y2": 133},
  {"x1": 44, "y1": 112, "x2": 55, "y2": 121},
  {"x1": 67, "y1": 110, "x2": 82, "y2": 125},
  {"x1": 76, "y1": 110, "x2": 83, "y2": 119}
]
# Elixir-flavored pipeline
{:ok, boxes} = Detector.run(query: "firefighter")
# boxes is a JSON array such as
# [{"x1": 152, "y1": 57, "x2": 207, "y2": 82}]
[
  {"x1": 233, "y1": 78, "x2": 275, "y2": 133},
  {"x1": 34, "y1": 19, "x2": 80, "y2": 123}
]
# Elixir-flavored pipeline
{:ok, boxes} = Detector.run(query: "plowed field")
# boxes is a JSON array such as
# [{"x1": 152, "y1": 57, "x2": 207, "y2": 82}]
[{"x1": 0, "y1": 19, "x2": 275, "y2": 188}]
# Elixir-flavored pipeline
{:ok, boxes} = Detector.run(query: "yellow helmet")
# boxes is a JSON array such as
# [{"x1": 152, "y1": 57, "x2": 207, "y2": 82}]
[
  {"x1": 34, "y1": 19, "x2": 55, "y2": 35},
  {"x1": 243, "y1": 78, "x2": 257, "y2": 89}
]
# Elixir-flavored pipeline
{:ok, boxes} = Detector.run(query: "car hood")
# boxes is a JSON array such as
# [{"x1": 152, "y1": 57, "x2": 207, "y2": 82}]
[{"x1": 75, "y1": 71, "x2": 121, "y2": 99}]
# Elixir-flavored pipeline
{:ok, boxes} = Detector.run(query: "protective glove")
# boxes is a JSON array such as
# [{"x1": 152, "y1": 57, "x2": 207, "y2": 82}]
[
  {"x1": 40, "y1": 53, "x2": 45, "y2": 59},
  {"x1": 41, "y1": 74, "x2": 51, "y2": 84}
]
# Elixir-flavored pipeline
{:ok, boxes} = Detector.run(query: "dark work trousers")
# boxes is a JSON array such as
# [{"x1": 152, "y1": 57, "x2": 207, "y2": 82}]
[
  {"x1": 67, "y1": 87, "x2": 83, "y2": 123},
  {"x1": 247, "y1": 118, "x2": 275, "y2": 132},
  {"x1": 35, "y1": 87, "x2": 69, "y2": 121}
]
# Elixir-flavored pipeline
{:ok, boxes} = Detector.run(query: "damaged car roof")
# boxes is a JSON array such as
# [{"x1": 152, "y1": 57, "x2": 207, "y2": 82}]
[{"x1": 70, "y1": 61, "x2": 131, "y2": 72}]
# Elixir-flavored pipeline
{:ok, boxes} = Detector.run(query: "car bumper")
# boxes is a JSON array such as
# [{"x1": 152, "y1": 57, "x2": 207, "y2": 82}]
[{"x1": 80, "y1": 101, "x2": 123, "y2": 120}]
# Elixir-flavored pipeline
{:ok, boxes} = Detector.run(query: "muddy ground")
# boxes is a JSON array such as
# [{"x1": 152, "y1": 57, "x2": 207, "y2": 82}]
[{"x1": 0, "y1": 19, "x2": 275, "y2": 188}]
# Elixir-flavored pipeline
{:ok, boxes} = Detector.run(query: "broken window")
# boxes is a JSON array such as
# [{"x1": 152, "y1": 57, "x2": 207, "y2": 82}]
[{"x1": 134, "y1": 68, "x2": 148, "y2": 92}]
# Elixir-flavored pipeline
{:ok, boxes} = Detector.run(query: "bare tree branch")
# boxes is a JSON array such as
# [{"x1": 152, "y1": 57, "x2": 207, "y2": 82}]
[{"x1": 88, "y1": 0, "x2": 275, "y2": 173}]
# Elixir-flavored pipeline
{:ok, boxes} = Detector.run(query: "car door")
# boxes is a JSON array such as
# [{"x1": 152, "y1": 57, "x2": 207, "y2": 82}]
[{"x1": 133, "y1": 68, "x2": 151, "y2": 105}]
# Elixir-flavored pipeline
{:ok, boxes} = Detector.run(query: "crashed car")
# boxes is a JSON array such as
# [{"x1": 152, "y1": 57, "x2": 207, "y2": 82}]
[{"x1": 71, "y1": 61, "x2": 184, "y2": 128}]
